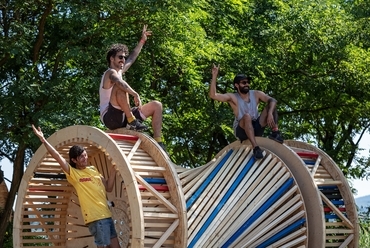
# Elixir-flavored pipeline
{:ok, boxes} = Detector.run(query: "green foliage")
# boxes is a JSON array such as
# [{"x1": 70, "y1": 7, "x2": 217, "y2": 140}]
[
  {"x1": 359, "y1": 207, "x2": 370, "y2": 247},
  {"x1": 3, "y1": 221, "x2": 12, "y2": 248}
]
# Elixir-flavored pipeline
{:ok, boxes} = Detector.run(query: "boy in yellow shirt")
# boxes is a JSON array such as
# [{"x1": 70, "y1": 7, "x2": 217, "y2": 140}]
[{"x1": 32, "y1": 125, "x2": 120, "y2": 248}]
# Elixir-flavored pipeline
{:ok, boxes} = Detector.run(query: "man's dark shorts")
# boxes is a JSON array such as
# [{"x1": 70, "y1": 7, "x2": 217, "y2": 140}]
[
  {"x1": 103, "y1": 103, "x2": 144, "y2": 130},
  {"x1": 235, "y1": 116, "x2": 265, "y2": 142}
]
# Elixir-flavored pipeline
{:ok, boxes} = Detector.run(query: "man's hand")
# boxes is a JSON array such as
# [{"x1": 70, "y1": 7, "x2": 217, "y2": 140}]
[
  {"x1": 134, "y1": 95, "x2": 143, "y2": 109},
  {"x1": 266, "y1": 113, "x2": 276, "y2": 129},
  {"x1": 141, "y1": 25, "x2": 152, "y2": 42},
  {"x1": 212, "y1": 63, "x2": 220, "y2": 77}
]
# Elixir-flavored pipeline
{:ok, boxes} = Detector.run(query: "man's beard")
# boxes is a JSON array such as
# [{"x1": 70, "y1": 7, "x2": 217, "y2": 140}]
[{"x1": 239, "y1": 87, "x2": 250, "y2": 94}]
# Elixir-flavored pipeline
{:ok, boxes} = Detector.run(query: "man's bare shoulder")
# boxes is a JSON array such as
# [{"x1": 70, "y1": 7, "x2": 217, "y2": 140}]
[
  {"x1": 254, "y1": 90, "x2": 273, "y2": 102},
  {"x1": 102, "y1": 69, "x2": 117, "y2": 89}
]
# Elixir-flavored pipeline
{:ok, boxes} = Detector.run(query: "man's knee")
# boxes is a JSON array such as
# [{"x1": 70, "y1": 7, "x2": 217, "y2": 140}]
[
  {"x1": 241, "y1": 114, "x2": 253, "y2": 122},
  {"x1": 151, "y1": 100, "x2": 162, "y2": 110}
]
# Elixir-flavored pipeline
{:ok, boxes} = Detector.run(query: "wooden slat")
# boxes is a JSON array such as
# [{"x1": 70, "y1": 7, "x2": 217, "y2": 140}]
[
  {"x1": 338, "y1": 234, "x2": 354, "y2": 248},
  {"x1": 131, "y1": 166, "x2": 166, "y2": 172},
  {"x1": 310, "y1": 156, "x2": 322, "y2": 176},
  {"x1": 143, "y1": 212, "x2": 178, "y2": 219},
  {"x1": 153, "y1": 219, "x2": 179, "y2": 248},
  {"x1": 267, "y1": 227, "x2": 307, "y2": 248},
  {"x1": 320, "y1": 191, "x2": 353, "y2": 229},
  {"x1": 136, "y1": 174, "x2": 177, "y2": 214}
]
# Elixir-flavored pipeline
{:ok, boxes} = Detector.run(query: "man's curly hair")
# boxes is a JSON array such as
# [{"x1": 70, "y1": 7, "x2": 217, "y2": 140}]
[{"x1": 106, "y1": 43, "x2": 129, "y2": 66}]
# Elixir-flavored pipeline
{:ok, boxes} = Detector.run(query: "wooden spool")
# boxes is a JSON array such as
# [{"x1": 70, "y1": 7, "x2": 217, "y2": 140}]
[
  {"x1": 13, "y1": 126, "x2": 358, "y2": 247},
  {"x1": 285, "y1": 140, "x2": 359, "y2": 248},
  {"x1": 181, "y1": 138, "x2": 324, "y2": 248},
  {"x1": 0, "y1": 181, "x2": 8, "y2": 212},
  {"x1": 13, "y1": 125, "x2": 186, "y2": 248}
]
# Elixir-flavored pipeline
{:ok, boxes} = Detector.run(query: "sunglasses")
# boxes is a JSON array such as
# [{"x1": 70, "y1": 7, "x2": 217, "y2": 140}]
[
  {"x1": 117, "y1": 55, "x2": 127, "y2": 60},
  {"x1": 239, "y1": 80, "x2": 250, "y2": 85}
]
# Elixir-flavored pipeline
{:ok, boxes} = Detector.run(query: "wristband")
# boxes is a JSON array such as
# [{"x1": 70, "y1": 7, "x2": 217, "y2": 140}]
[{"x1": 139, "y1": 39, "x2": 146, "y2": 45}]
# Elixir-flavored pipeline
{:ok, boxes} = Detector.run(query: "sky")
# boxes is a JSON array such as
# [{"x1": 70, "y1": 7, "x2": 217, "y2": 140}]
[{"x1": 1, "y1": 132, "x2": 370, "y2": 198}]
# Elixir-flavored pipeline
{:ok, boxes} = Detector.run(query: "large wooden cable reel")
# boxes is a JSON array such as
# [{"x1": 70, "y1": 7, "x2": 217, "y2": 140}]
[
  {"x1": 14, "y1": 125, "x2": 187, "y2": 248},
  {"x1": 0, "y1": 180, "x2": 8, "y2": 213},
  {"x1": 13, "y1": 125, "x2": 358, "y2": 247}
]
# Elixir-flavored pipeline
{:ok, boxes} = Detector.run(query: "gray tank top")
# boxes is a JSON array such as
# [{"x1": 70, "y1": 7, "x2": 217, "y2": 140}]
[{"x1": 233, "y1": 90, "x2": 259, "y2": 131}]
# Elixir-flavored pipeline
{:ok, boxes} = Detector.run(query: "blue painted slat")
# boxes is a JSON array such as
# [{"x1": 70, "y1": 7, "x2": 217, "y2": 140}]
[
  {"x1": 325, "y1": 214, "x2": 340, "y2": 219},
  {"x1": 221, "y1": 178, "x2": 294, "y2": 248},
  {"x1": 188, "y1": 154, "x2": 255, "y2": 248},
  {"x1": 303, "y1": 160, "x2": 315, "y2": 165},
  {"x1": 186, "y1": 149, "x2": 234, "y2": 210},
  {"x1": 318, "y1": 185, "x2": 338, "y2": 190},
  {"x1": 256, "y1": 218, "x2": 306, "y2": 248},
  {"x1": 144, "y1": 178, "x2": 166, "y2": 184},
  {"x1": 329, "y1": 200, "x2": 344, "y2": 205}
]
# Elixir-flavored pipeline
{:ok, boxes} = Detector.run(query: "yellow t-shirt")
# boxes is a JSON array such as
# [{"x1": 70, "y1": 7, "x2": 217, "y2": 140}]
[{"x1": 65, "y1": 165, "x2": 112, "y2": 224}]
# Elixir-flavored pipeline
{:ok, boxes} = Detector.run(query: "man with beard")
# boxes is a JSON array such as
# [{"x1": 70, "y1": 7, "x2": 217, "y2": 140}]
[
  {"x1": 209, "y1": 64, "x2": 283, "y2": 159},
  {"x1": 99, "y1": 25, "x2": 166, "y2": 151}
]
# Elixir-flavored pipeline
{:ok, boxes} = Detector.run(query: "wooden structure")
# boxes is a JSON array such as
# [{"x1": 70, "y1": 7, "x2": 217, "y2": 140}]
[
  {"x1": 0, "y1": 180, "x2": 8, "y2": 211},
  {"x1": 13, "y1": 125, "x2": 358, "y2": 247}
]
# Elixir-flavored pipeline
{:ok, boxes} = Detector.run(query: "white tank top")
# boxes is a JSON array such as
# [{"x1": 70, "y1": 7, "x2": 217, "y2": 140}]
[
  {"x1": 99, "y1": 70, "x2": 112, "y2": 122},
  {"x1": 233, "y1": 90, "x2": 259, "y2": 131}
]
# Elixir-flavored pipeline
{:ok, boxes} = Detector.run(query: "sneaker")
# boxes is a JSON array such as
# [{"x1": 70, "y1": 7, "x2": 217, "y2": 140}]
[
  {"x1": 157, "y1": 142, "x2": 168, "y2": 154},
  {"x1": 253, "y1": 146, "x2": 264, "y2": 159},
  {"x1": 126, "y1": 119, "x2": 148, "y2": 132},
  {"x1": 268, "y1": 130, "x2": 284, "y2": 144}
]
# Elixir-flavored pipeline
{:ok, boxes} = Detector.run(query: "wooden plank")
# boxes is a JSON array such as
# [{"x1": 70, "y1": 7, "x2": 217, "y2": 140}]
[
  {"x1": 310, "y1": 156, "x2": 322, "y2": 177},
  {"x1": 315, "y1": 180, "x2": 342, "y2": 186},
  {"x1": 188, "y1": 147, "x2": 252, "y2": 240},
  {"x1": 247, "y1": 211, "x2": 305, "y2": 247},
  {"x1": 320, "y1": 191, "x2": 354, "y2": 229},
  {"x1": 266, "y1": 227, "x2": 307, "y2": 248},
  {"x1": 326, "y1": 229, "x2": 354, "y2": 234},
  {"x1": 338, "y1": 234, "x2": 354, "y2": 248},
  {"x1": 213, "y1": 173, "x2": 293, "y2": 248},
  {"x1": 127, "y1": 138, "x2": 142, "y2": 161},
  {"x1": 183, "y1": 154, "x2": 225, "y2": 201},
  {"x1": 131, "y1": 166, "x2": 166, "y2": 172},
  {"x1": 271, "y1": 235, "x2": 307, "y2": 248},
  {"x1": 200, "y1": 161, "x2": 290, "y2": 247},
  {"x1": 178, "y1": 160, "x2": 213, "y2": 179},
  {"x1": 152, "y1": 219, "x2": 179, "y2": 248},
  {"x1": 136, "y1": 173, "x2": 177, "y2": 214},
  {"x1": 144, "y1": 223, "x2": 172, "y2": 228},
  {"x1": 187, "y1": 147, "x2": 249, "y2": 231},
  {"x1": 236, "y1": 195, "x2": 302, "y2": 247},
  {"x1": 202, "y1": 155, "x2": 282, "y2": 247},
  {"x1": 143, "y1": 212, "x2": 178, "y2": 219},
  {"x1": 240, "y1": 207, "x2": 305, "y2": 247}
]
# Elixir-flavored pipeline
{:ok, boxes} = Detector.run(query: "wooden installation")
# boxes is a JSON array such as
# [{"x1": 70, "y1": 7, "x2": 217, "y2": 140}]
[
  {"x1": 0, "y1": 180, "x2": 8, "y2": 212},
  {"x1": 13, "y1": 125, "x2": 358, "y2": 247}
]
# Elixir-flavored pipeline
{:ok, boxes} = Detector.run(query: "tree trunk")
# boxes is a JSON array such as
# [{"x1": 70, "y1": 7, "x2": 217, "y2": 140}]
[{"x1": 0, "y1": 144, "x2": 26, "y2": 247}]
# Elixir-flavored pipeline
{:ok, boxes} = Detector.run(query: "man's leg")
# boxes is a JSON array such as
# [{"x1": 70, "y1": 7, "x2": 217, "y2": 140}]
[
  {"x1": 239, "y1": 114, "x2": 258, "y2": 148},
  {"x1": 115, "y1": 89, "x2": 147, "y2": 131},
  {"x1": 239, "y1": 114, "x2": 264, "y2": 159},
  {"x1": 140, "y1": 100, "x2": 163, "y2": 141},
  {"x1": 115, "y1": 89, "x2": 134, "y2": 121},
  {"x1": 110, "y1": 237, "x2": 120, "y2": 248},
  {"x1": 258, "y1": 107, "x2": 283, "y2": 143}
]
